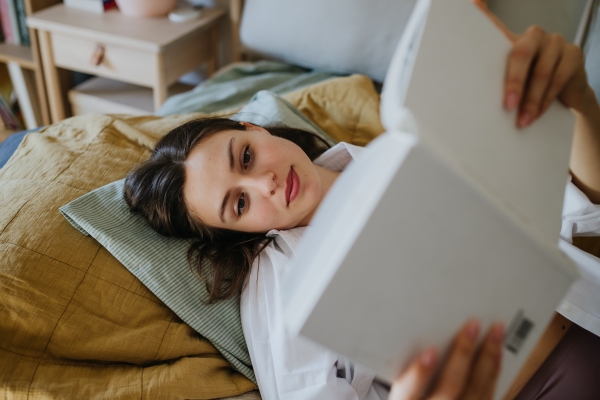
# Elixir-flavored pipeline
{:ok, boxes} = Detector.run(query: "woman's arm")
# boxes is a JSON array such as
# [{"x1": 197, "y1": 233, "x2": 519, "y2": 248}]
[{"x1": 502, "y1": 26, "x2": 600, "y2": 203}]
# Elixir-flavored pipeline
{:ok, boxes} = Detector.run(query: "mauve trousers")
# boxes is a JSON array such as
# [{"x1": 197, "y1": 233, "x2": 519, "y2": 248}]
[{"x1": 514, "y1": 324, "x2": 600, "y2": 400}]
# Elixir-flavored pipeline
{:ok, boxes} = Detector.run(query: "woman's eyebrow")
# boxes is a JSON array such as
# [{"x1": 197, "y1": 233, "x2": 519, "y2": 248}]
[
  {"x1": 228, "y1": 137, "x2": 235, "y2": 171},
  {"x1": 220, "y1": 136, "x2": 236, "y2": 223}
]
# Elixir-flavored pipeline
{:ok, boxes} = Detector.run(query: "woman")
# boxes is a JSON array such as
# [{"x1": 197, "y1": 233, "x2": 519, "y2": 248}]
[{"x1": 124, "y1": 26, "x2": 600, "y2": 400}]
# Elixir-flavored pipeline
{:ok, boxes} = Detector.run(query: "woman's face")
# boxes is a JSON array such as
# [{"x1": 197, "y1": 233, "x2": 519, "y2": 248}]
[{"x1": 183, "y1": 123, "x2": 323, "y2": 233}]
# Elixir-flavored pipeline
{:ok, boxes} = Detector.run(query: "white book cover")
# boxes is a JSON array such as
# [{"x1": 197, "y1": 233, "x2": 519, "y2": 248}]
[{"x1": 283, "y1": 0, "x2": 578, "y2": 399}]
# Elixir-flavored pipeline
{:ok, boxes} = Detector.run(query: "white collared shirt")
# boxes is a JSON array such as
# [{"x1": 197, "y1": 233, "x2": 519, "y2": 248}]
[
  {"x1": 241, "y1": 143, "x2": 388, "y2": 400},
  {"x1": 240, "y1": 142, "x2": 600, "y2": 400}
]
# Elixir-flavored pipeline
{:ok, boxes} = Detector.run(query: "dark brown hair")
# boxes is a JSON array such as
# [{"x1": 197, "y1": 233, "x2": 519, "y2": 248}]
[{"x1": 124, "y1": 118, "x2": 330, "y2": 303}]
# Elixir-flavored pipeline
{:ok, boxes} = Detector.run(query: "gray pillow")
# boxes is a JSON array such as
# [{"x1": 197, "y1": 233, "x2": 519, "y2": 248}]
[
  {"x1": 59, "y1": 91, "x2": 335, "y2": 383},
  {"x1": 240, "y1": 0, "x2": 418, "y2": 82}
]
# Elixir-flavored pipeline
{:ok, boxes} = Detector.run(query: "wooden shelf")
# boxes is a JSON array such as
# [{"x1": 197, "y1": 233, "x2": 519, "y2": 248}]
[
  {"x1": 69, "y1": 77, "x2": 193, "y2": 115},
  {"x1": 0, "y1": 43, "x2": 35, "y2": 69},
  {"x1": 0, "y1": 0, "x2": 63, "y2": 127}
]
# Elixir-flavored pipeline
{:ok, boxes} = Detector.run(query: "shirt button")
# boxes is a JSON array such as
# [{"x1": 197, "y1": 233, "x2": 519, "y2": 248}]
[{"x1": 562, "y1": 303, "x2": 571, "y2": 312}]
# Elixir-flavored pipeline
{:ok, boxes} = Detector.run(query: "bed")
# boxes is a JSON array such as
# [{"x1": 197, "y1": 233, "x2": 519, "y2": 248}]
[
  {"x1": 0, "y1": 0, "x2": 404, "y2": 397},
  {"x1": 1, "y1": 0, "x2": 598, "y2": 398}
]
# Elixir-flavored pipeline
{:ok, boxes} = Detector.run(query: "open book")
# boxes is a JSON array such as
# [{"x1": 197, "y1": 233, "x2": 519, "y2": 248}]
[{"x1": 282, "y1": 0, "x2": 578, "y2": 398}]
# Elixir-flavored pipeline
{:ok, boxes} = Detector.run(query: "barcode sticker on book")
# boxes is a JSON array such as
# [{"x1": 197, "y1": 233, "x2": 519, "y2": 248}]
[{"x1": 505, "y1": 310, "x2": 534, "y2": 354}]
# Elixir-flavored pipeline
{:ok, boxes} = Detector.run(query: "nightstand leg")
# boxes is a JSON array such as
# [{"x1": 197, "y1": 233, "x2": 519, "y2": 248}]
[
  {"x1": 38, "y1": 30, "x2": 65, "y2": 123},
  {"x1": 153, "y1": 52, "x2": 168, "y2": 111},
  {"x1": 30, "y1": 29, "x2": 51, "y2": 126}
]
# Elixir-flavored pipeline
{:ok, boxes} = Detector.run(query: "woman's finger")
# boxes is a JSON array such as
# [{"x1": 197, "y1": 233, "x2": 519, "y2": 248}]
[
  {"x1": 541, "y1": 44, "x2": 588, "y2": 115},
  {"x1": 429, "y1": 319, "x2": 480, "y2": 400},
  {"x1": 504, "y1": 26, "x2": 545, "y2": 112},
  {"x1": 518, "y1": 34, "x2": 563, "y2": 127},
  {"x1": 538, "y1": 49, "x2": 579, "y2": 115},
  {"x1": 462, "y1": 323, "x2": 505, "y2": 400},
  {"x1": 389, "y1": 347, "x2": 439, "y2": 400}
]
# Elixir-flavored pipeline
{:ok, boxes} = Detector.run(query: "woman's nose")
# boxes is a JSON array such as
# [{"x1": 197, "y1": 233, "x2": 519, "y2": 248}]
[{"x1": 243, "y1": 172, "x2": 276, "y2": 196}]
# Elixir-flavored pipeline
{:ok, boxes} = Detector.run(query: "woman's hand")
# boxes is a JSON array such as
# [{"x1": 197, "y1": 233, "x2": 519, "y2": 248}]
[
  {"x1": 503, "y1": 25, "x2": 594, "y2": 126},
  {"x1": 503, "y1": 25, "x2": 600, "y2": 203},
  {"x1": 389, "y1": 320, "x2": 505, "y2": 400}
]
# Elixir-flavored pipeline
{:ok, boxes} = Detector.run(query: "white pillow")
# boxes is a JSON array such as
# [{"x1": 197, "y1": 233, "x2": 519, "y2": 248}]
[{"x1": 240, "y1": 0, "x2": 418, "y2": 82}]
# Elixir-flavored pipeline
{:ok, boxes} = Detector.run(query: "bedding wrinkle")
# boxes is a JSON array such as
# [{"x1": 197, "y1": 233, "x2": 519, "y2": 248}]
[
  {"x1": 0, "y1": 239, "x2": 96, "y2": 273},
  {"x1": 26, "y1": 245, "x2": 100, "y2": 400},
  {"x1": 85, "y1": 271, "x2": 163, "y2": 305},
  {"x1": 283, "y1": 75, "x2": 384, "y2": 147},
  {"x1": 140, "y1": 366, "x2": 144, "y2": 400},
  {"x1": 350, "y1": 90, "x2": 368, "y2": 147},
  {"x1": 150, "y1": 314, "x2": 174, "y2": 362}
]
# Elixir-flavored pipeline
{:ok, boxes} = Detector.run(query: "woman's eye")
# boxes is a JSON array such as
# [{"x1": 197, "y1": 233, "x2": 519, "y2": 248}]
[
  {"x1": 237, "y1": 193, "x2": 246, "y2": 216},
  {"x1": 243, "y1": 146, "x2": 251, "y2": 168}
]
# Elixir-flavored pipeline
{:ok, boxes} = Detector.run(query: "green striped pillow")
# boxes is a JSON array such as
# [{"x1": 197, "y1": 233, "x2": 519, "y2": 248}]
[{"x1": 60, "y1": 91, "x2": 335, "y2": 382}]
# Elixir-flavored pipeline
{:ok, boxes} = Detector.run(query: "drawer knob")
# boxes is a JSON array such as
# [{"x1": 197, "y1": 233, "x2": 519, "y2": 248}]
[{"x1": 90, "y1": 44, "x2": 105, "y2": 66}]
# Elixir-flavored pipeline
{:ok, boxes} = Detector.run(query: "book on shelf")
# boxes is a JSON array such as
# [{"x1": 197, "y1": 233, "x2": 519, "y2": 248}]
[
  {"x1": 0, "y1": 88, "x2": 21, "y2": 130},
  {"x1": 14, "y1": 0, "x2": 29, "y2": 46},
  {"x1": 0, "y1": 10, "x2": 5, "y2": 42},
  {"x1": 64, "y1": 0, "x2": 117, "y2": 14},
  {"x1": 0, "y1": 0, "x2": 32, "y2": 45},
  {"x1": 5, "y1": 0, "x2": 20, "y2": 45},
  {"x1": 283, "y1": 0, "x2": 577, "y2": 399},
  {"x1": 0, "y1": 0, "x2": 14, "y2": 44}
]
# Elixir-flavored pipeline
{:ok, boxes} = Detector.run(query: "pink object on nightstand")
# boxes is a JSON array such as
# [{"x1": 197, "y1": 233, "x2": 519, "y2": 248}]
[{"x1": 115, "y1": 0, "x2": 178, "y2": 18}]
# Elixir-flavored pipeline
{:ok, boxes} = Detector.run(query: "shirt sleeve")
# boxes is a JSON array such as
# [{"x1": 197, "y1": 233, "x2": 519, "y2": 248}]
[
  {"x1": 240, "y1": 235, "x2": 377, "y2": 400},
  {"x1": 560, "y1": 179, "x2": 600, "y2": 243},
  {"x1": 558, "y1": 179, "x2": 600, "y2": 336}
]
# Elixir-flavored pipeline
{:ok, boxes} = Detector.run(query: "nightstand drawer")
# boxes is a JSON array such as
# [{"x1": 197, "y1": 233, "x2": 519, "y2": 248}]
[{"x1": 51, "y1": 33, "x2": 157, "y2": 86}]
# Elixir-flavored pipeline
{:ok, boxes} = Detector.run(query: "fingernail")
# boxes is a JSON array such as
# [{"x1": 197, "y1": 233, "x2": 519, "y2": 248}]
[
  {"x1": 492, "y1": 323, "x2": 505, "y2": 344},
  {"x1": 420, "y1": 347, "x2": 438, "y2": 368},
  {"x1": 518, "y1": 111, "x2": 532, "y2": 127},
  {"x1": 505, "y1": 92, "x2": 519, "y2": 110},
  {"x1": 465, "y1": 319, "x2": 480, "y2": 340}
]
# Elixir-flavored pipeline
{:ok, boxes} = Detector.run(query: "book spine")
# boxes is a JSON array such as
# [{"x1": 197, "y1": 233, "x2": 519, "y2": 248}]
[
  {"x1": 0, "y1": 90, "x2": 21, "y2": 130},
  {"x1": 0, "y1": 8, "x2": 5, "y2": 43},
  {"x1": 6, "y1": 0, "x2": 20, "y2": 45},
  {"x1": 0, "y1": 0, "x2": 14, "y2": 44},
  {"x1": 0, "y1": 107, "x2": 7, "y2": 129},
  {"x1": 14, "y1": 0, "x2": 28, "y2": 46}
]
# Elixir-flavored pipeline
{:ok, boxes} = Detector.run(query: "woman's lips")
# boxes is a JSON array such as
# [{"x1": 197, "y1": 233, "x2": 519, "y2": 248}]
[{"x1": 286, "y1": 167, "x2": 300, "y2": 206}]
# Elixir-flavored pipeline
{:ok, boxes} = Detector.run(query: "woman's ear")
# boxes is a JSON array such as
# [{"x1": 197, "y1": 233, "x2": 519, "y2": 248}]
[{"x1": 239, "y1": 121, "x2": 270, "y2": 134}]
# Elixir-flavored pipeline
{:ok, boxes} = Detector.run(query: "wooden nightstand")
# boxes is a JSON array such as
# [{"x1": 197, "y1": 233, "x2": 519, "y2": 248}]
[{"x1": 27, "y1": 4, "x2": 225, "y2": 123}]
